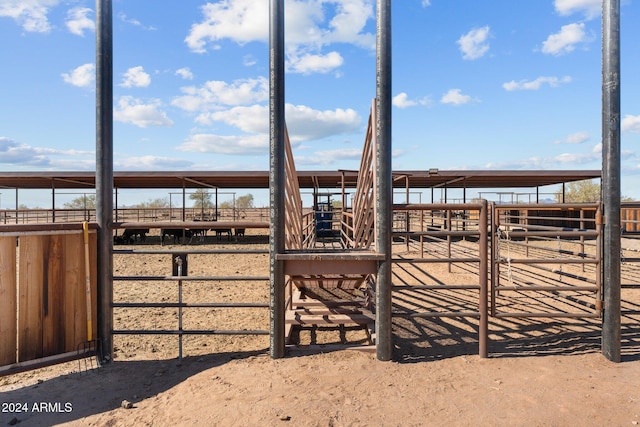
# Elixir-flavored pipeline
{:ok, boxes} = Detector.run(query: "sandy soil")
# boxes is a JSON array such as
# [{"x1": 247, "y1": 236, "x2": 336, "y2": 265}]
[{"x1": 1, "y1": 231, "x2": 639, "y2": 426}]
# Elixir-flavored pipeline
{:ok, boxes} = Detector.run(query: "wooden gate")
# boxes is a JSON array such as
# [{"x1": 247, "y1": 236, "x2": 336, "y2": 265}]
[{"x1": 0, "y1": 224, "x2": 97, "y2": 375}]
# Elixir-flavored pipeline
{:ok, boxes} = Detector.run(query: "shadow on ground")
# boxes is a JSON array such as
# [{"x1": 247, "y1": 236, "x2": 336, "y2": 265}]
[
  {"x1": 392, "y1": 315, "x2": 640, "y2": 363},
  {"x1": 0, "y1": 349, "x2": 267, "y2": 427}
]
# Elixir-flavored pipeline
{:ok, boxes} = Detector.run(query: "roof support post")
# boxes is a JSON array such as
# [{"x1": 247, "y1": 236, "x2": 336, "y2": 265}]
[
  {"x1": 51, "y1": 180, "x2": 56, "y2": 223},
  {"x1": 602, "y1": 0, "x2": 621, "y2": 362},
  {"x1": 269, "y1": 0, "x2": 286, "y2": 359},
  {"x1": 95, "y1": 0, "x2": 114, "y2": 365},
  {"x1": 376, "y1": 0, "x2": 393, "y2": 361}
]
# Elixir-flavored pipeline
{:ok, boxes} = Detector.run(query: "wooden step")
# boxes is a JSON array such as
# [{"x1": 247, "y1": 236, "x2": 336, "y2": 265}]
[
  {"x1": 285, "y1": 311, "x2": 375, "y2": 326},
  {"x1": 277, "y1": 250, "x2": 384, "y2": 276}
]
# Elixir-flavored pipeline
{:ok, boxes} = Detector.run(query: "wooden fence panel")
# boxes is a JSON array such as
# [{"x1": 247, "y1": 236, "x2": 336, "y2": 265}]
[
  {"x1": 18, "y1": 235, "x2": 45, "y2": 361},
  {"x1": 0, "y1": 237, "x2": 17, "y2": 366},
  {"x1": 10, "y1": 231, "x2": 96, "y2": 365},
  {"x1": 64, "y1": 232, "x2": 87, "y2": 353}
]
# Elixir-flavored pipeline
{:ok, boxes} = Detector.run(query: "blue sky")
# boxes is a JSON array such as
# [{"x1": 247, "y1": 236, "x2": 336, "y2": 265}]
[{"x1": 1, "y1": 0, "x2": 639, "y2": 208}]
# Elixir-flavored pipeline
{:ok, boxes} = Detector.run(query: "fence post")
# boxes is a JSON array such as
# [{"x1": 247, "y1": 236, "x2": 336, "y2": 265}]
[
  {"x1": 375, "y1": 0, "x2": 393, "y2": 361},
  {"x1": 96, "y1": 0, "x2": 114, "y2": 365},
  {"x1": 601, "y1": 0, "x2": 621, "y2": 362},
  {"x1": 269, "y1": 0, "x2": 286, "y2": 359}
]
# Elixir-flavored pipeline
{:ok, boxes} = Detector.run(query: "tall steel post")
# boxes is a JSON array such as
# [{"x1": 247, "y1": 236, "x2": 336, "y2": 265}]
[
  {"x1": 602, "y1": 0, "x2": 621, "y2": 362},
  {"x1": 95, "y1": 0, "x2": 114, "y2": 364},
  {"x1": 269, "y1": 0, "x2": 286, "y2": 358},
  {"x1": 376, "y1": 0, "x2": 393, "y2": 361}
]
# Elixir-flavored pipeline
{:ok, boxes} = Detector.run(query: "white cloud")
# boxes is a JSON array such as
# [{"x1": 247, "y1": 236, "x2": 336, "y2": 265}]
[
  {"x1": 114, "y1": 96, "x2": 174, "y2": 128},
  {"x1": 199, "y1": 105, "x2": 267, "y2": 133},
  {"x1": 243, "y1": 55, "x2": 257, "y2": 67},
  {"x1": 172, "y1": 77, "x2": 269, "y2": 112},
  {"x1": 61, "y1": 63, "x2": 95, "y2": 87},
  {"x1": 65, "y1": 6, "x2": 94, "y2": 36},
  {"x1": 175, "y1": 68, "x2": 194, "y2": 80},
  {"x1": 118, "y1": 12, "x2": 156, "y2": 31},
  {"x1": 322, "y1": 0, "x2": 375, "y2": 48},
  {"x1": 393, "y1": 93, "x2": 416, "y2": 108},
  {"x1": 184, "y1": 0, "x2": 374, "y2": 74},
  {"x1": 120, "y1": 66, "x2": 151, "y2": 88},
  {"x1": 502, "y1": 76, "x2": 572, "y2": 91},
  {"x1": 623, "y1": 115, "x2": 640, "y2": 133},
  {"x1": 440, "y1": 89, "x2": 472, "y2": 106},
  {"x1": 0, "y1": 137, "x2": 50, "y2": 166},
  {"x1": 178, "y1": 133, "x2": 268, "y2": 155},
  {"x1": 0, "y1": 136, "x2": 93, "y2": 168},
  {"x1": 198, "y1": 103, "x2": 361, "y2": 142},
  {"x1": 296, "y1": 148, "x2": 364, "y2": 166},
  {"x1": 183, "y1": 101, "x2": 361, "y2": 157},
  {"x1": 0, "y1": 0, "x2": 58, "y2": 33},
  {"x1": 457, "y1": 26, "x2": 490, "y2": 60},
  {"x1": 554, "y1": 0, "x2": 601, "y2": 20},
  {"x1": 392, "y1": 92, "x2": 431, "y2": 109},
  {"x1": 185, "y1": 0, "x2": 269, "y2": 52},
  {"x1": 287, "y1": 51, "x2": 344, "y2": 75},
  {"x1": 554, "y1": 131, "x2": 590, "y2": 144},
  {"x1": 285, "y1": 104, "x2": 361, "y2": 140},
  {"x1": 115, "y1": 155, "x2": 193, "y2": 170},
  {"x1": 422, "y1": 0, "x2": 431, "y2": 6},
  {"x1": 484, "y1": 144, "x2": 602, "y2": 169},
  {"x1": 542, "y1": 22, "x2": 587, "y2": 56}
]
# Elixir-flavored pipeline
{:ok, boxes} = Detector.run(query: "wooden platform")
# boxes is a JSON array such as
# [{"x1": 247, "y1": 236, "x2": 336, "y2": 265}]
[{"x1": 279, "y1": 251, "x2": 382, "y2": 350}]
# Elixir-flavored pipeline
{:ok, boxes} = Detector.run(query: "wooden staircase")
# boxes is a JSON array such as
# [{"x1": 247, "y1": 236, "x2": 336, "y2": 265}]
[{"x1": 282, "y1": 100, "x2": 381, "y2": 352}]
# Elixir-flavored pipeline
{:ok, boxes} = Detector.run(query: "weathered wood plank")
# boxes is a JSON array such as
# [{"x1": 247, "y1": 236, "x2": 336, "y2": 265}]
[
  {"x1": 285, "y1": 312, "x2": 375, "y2": 325},
  {"x1": 89, "y1": 231, "x2": 98, "y2": 341},
  {"x1": 42, "y1": 234, "x2": 65, "y2": 357},
  {"x1": 0, "y1": 237, "x2": 17, "y2": 366},
  {"x1": 18, "y1": 235, "x2": 44, "y2": 362},
  {"x1": 64, "y1": 233, "x2": 84, "y2": 352}
]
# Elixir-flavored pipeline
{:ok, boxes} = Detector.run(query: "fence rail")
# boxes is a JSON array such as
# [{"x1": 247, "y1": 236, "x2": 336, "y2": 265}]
[
  {"x1": 112, "y1": 243, "x2": 270, "y2": 360},
  {"x1": 491, "y1": 203, "x2": 602, "y2": 319}
]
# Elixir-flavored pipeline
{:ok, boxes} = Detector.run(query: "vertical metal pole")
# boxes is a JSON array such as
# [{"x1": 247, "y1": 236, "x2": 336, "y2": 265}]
[
  {"x1": 176, "y1": 257, "x2": 183, "y2": 361},
  {"x1": 602, "y1": 0, "x2": 621, "y2": 362},
  {"x1": 376, "y1": 0, "x2": 392, "y2": 361},
  {"x1": 95, "y1": 0, "x2": 113, "y2": 365},
  {"x1": 478, "y1": 200, "x2": 488, "y2": 357},
  {"x1": 490, "y1": 202, "x2": 497, "y2": 317},
  {"x1": 51, "y1": 182, "x2": 56, "y2": 223},
  {"x1": 182, "y1": 180, "x2": 186, "y2": 222},
  {"x1": 269, "y1": 0, "x2": 286, "y2": 358}
]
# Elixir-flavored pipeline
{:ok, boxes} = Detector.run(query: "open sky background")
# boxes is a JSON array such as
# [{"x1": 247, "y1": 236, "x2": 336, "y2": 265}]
[{"x1": 1, "y1": 0, "x2": 639, "y2": 208}]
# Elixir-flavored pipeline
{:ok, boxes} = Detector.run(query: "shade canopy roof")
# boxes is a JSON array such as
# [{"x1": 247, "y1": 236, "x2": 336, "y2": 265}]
[{"x1": 0, "y1": 170, "x2": 601, "y2": 191}]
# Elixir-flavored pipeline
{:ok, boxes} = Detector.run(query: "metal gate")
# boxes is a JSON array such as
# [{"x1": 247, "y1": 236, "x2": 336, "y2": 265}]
[
  {"x1": 491, "y1": 203, "x2": 602, "y2": 319},
  {"x1": 391, "y1": 202, "x2": 489, "y2": 357}
]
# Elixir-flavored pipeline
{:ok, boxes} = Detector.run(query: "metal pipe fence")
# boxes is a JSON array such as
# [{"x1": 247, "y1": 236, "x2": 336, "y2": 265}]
[
  {"x1": 112, "y1": 246, "x2": 270, "y2": 360},
  {"x1": 390, "y1": 202, "x2": 489, "y2": 357},
  {"x1": 491, "y1": 203, "x2": 602, "y2": 319}
]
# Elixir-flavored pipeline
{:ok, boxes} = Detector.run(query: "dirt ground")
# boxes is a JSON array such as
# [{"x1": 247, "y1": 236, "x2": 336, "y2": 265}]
[{"x1": 1, "y1": 231, "x2": 639, "y2": 426}]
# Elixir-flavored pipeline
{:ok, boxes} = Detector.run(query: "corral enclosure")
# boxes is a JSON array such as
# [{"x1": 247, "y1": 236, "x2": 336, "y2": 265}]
[{"x1": 2, "y1": 201, "x2": 639, "y2": 374}]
